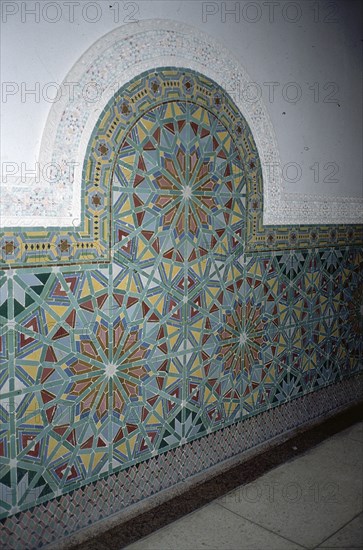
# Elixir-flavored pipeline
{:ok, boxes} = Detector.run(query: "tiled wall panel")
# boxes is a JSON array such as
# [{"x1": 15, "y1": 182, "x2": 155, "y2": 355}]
[{"x1": 0, "y1": 69, "x2": 362, "y2": 548}]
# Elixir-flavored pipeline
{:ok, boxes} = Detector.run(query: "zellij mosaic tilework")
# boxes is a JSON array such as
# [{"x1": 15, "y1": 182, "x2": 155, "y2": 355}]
[{"x1": 0, "y1": 69, "x2": 362, "y2": 523}]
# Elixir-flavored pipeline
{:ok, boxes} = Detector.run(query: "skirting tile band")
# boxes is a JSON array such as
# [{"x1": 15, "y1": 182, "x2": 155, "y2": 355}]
[
  {"x1": 55, "y1": 400, "x2": 363, "y2": 550},
  {"x1": 1, "y1": 374, "x2": 362, "y2": 550}
]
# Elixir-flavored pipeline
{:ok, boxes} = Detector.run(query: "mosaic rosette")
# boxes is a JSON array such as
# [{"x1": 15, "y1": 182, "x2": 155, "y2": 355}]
[
  {"x1": 1, "y1": 68, "x2": 361, "y2": 269},
  {"x1": 9, "y1": 268, "x2": 188, "y2": 485},
  {"x1": 0, "y1": 67, "x2": 362, "y2": 524},
  {"x1": 113, "y1": 101, "x2": 246, "y2": 268}
]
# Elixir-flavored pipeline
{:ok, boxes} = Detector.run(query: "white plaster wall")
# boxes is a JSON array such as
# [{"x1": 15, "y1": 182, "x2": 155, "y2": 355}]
[{"x1": 1, "y1": 0, "x2": 362, "y2": 210}]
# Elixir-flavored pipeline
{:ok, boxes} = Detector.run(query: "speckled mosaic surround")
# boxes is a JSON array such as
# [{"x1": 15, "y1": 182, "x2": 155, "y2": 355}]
[
  {"x1": 0, "y1": 68, "x2": 362, "y2": 548},
  {"x1": 1, "y1": 21, "x2": 362, "y2": 228},
  {"x1": 1, "y1": 69, "x2": 362, "y2": 267}
]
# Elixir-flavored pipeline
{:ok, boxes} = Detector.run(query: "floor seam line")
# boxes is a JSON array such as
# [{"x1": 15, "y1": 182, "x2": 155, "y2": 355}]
[
  {"x1": 215, "y1": 501, "x2": 309, "y2": 549},
  {"x1": 311, "y1": 509, "x2": 363, "y2": 548}
]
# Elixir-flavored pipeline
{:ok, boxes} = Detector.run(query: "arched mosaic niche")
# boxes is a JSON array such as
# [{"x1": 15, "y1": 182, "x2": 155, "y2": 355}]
[
  {"x1": 0, "y1": 66, "x2": 259, "y2": 268},
  {"x1": 2, "y1": 19, "x2": 362, "y2": 231},
  {"x1": 0, "y1": 69, "x2": 263, "y2": 518},
  {"x1": 1, "y1": 20, "x2": 362, "y2": 268},
  {"x1": 0, "y1": 67, "x2": 362, "y2": 532},
  {"x1": 2, "y1": 70, "x2": 362, "y2": 271},
  {"x1": 86, "y1": 67, "x2": 253, "y2": 262},
  {"x1": 84, "y1": 56, "x2": 362, "y2": 256},
  {"x1": 77, "y1": 68, "x2": 254, "y2": 430}
]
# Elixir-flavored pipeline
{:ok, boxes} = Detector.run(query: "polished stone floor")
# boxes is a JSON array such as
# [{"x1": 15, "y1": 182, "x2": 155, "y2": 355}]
[{"x1": 124, "y1": 422, "x2": 363, "y2": 550}]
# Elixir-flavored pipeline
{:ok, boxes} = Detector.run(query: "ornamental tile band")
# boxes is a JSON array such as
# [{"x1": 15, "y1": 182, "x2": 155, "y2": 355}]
[
  {"x1": 0, "y1": 65, "x2": 362, "y2": 549},
  {"x1": 1, "y1": 21, "x2": 362, "y2": 228},
  {"x1": 0, "y1": 376, "x2": 362, "y2": 550},
  {"x1": 1, "y1": 68, "x2": 362, "y2": 268}
]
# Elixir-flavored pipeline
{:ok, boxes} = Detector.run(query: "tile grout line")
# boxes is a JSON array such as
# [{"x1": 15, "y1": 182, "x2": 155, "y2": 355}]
[
  {"x1": 215, "y1": 501, "x2": 309, "y2": 550},
  {"x1": 311, "y1": 509, "x2": 363, "y2": 550}
]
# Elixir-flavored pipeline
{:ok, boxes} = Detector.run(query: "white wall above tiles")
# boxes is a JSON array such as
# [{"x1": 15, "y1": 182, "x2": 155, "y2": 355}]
[{"x1": 1, "y1": 0, "x2": 362, "y2": 226}]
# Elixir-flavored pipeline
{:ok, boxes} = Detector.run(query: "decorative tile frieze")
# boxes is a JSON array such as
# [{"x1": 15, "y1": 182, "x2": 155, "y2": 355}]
[
  {"x1": 1, "y1": 21, "x2": 362, "y2": 228},
  {"x1": 0, "y1": 375, "x2": 361, "y2": 550},
  {"x1": 0, "y1": 66, "x2": 362, "y2": 549}
]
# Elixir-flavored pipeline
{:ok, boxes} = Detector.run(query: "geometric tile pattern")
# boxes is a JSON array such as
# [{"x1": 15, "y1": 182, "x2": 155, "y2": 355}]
[
  {"x1": 0, "y1": 68, "x2": 362, "y2": 544},
  {"x1": 1, "y1": 374, "x2": 362, "y2": 550},
  {"x1": 0, "y1": 250, "x2": 362, "y2": 522},
  {"x1": 1, "y1": 69, "x2": 251, "y2": 269},
  {"x1": 0, "y1": 69, "x2": 362, "y2": 268}
]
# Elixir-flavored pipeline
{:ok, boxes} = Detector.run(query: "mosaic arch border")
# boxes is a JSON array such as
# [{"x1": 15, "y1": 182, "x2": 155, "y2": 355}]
[
  {"x1": 1, "y1": 65, "x2": 256, "y2": 267},
  {"x1": 1, "y1": 19, "x2": 362, "y2": 230},
  {"x1": 0, "y1": 45, "x2": 362, "y2": 266}
]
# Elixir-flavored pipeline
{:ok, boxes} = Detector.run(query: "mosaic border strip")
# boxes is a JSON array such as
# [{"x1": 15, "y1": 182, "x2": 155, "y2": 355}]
[
  {"x1": 0, "y1": 66, "x2": 362, "y2": 548},
  {"x1": 1, "y1": 67, "x2": 362, "y2": 268},
  {"x1": 1, "y1": 20, "x2": 362, "y2": 228},
  {"x1": 1, "y1": 374, "x2": 362, "y2": 550}
]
